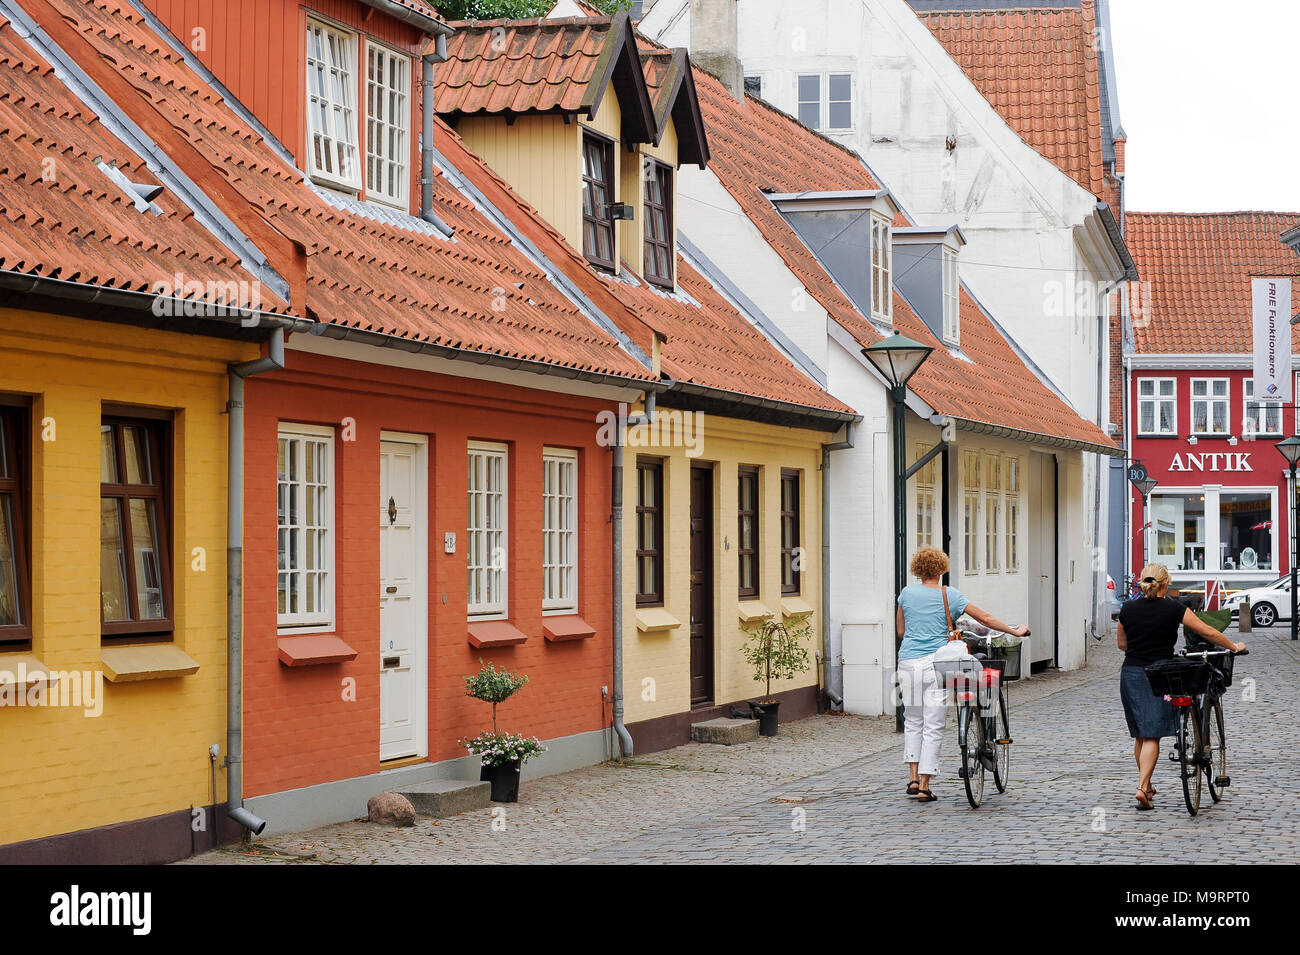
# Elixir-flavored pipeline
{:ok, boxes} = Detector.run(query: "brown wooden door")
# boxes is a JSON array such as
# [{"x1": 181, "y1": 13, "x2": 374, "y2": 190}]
[{"x1": 690, "y1": 464, "x2": 715, "y2": 705}]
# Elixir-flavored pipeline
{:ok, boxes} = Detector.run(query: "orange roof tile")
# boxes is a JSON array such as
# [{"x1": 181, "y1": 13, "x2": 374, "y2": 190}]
[
  {"x1": 693, "y1": 66, "x2": 1117, "y2": 451},
  {"x1": 0, "y1": 10, "x2": 285, "y2": 314},
  {"x1": 915, "y1": 3, "x2": 1106, "y2": 198},
  {"x1": 31, "y1": 0, "x2": 654, "y2": 384},
  {"x1": 1126, "y1": 212, "x2": 1300, "y2": 354}
]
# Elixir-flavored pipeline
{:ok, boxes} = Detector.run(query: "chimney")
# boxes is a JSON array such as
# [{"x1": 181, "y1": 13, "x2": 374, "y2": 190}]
[{"x1": 690, "y1": 0, "x2": 743, "y2": 101}]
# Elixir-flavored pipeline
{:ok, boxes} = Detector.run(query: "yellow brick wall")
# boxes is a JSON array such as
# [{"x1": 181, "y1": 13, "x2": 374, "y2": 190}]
[
  {"x1": 622, "y1": 413, "x2": 826, "y2": 723},
  {"x1": 0, "y1": 308, "x2": 254, "y2": 845}
]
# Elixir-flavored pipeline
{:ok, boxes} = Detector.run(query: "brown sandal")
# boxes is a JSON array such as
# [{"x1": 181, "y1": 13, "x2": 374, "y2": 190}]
[
  {"x1": 916, "y1": 789, "x2": 937, "y2": 803},
  {"x1": 906, "y1": 781, "x2": 921, "y2": 796},
  {"x1": 1135, "y1": 789, "x2": 1154, "y2": 811}
]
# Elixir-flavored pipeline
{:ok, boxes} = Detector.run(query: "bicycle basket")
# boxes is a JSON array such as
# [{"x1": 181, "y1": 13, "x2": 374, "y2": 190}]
[
  {"x1": 933, "y1": 658, "x2": 983, "y2": 701},
  {"x1": 1143, "y1": 657, "x2": 1211, "y2": 697},
  {"x1": 1182, "y1": 637, "x2": 1236, "y2": 687}
]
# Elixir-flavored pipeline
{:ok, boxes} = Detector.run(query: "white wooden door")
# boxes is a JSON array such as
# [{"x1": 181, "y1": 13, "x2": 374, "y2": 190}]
[
  {"x1": 1028, "y1": 452, "x2": 1057, "y2": 666},
  {"x1": 379, "y1": 436, "x2": 427, "y2": 761}
]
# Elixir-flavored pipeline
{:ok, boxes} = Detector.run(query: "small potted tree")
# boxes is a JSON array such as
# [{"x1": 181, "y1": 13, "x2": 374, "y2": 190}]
[
  {"x1": 741, "y1": 616, "x2": 813, "y2": 736},
  {"x1": 458, "y1": 661, "x2": 545, "y2": 802}
]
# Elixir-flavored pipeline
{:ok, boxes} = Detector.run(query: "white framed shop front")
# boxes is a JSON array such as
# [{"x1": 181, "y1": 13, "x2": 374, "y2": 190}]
[{"x1": 1145, "y1": 483, "x2": 1280, "y2": 586}]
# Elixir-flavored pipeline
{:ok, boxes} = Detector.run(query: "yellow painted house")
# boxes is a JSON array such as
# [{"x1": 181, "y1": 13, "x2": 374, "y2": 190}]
[{"x1": 439, "y1": 13, "x2": 859, "y2": 751}]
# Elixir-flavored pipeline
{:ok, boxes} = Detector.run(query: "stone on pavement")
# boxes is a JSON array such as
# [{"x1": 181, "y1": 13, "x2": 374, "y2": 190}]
[{"x1": 366, "y1": 791, "x2": 416, "y2": 827}]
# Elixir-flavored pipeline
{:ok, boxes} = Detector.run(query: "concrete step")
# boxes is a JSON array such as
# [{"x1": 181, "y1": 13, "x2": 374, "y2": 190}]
[
  {"x1": 396, "y1": 779, "x2": 491, "y2": 817},
  {"x1": 691, "y1": 717, "x2": 759, "y2": 745}
]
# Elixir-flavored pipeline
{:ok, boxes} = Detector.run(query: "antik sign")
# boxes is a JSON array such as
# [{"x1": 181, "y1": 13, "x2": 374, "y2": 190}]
[{"x1": 1168, "y1": 452, "x2": 1253, "y2": 473}]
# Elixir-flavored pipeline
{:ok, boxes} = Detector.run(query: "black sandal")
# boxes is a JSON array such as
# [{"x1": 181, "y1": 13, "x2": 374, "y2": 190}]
[
  {"x1": 906, "y1": 781, "x2": 921, "y2": 796},
  {"x1": 916, "y1": 789, "x2": 937, "y2": 803}
]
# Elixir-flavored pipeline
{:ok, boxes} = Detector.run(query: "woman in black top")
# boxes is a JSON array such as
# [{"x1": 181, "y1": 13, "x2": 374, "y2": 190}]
[{"x1": 1117, "y1": 563, "x2": 1245, "y2": 810}]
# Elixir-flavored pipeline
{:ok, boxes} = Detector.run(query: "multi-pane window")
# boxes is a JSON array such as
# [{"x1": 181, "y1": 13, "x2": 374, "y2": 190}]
[
  {"x1": 780, "y1": 470, "x2": 801, "y2": 595},
  {"x1": 636, "y1": 458, "x2": 664, "y2": 605},
  {"x1": 1137, "y1": 378, "x2": 1176, "y2": 435},
  {"x1": 0, "y1": 406, "x2": 30, "y2": 648},
  {"x1": 942, "y1": 248, "x2": 960, "y2": 345},
  {"x1": 1005, "y1": 457, "x2": 1021, "y2": 572},
  {"x1": 101, "y1": 416, "x2": 171, "y2": 640},
  {"x1": 365, "y1": 42, "x2": 410, "y2": 207},
  {"x1": 643, "y1": 160, "x2": 674, "y2": 288},
  {"x1": 277, "y1": 425, "x2": 333, "y2": 629},
  {"x1": 871, "y1": 214, "x2": 892, "y2": 322},
  {"x1": 468, "y1": 443, "x2": 508, "y2": 617},
  {"x1": 737, "y1": 466, "x2": 759, "y2": 597},
  {"x1": 743, "y1": 74, "x2": 762, "y2": 98},
  {"x1": 582, "y1": 134, "x2": 616, "y2": 269},
  {"x1": 306, "y1": 19, "x2": 362, "y2": 191},
  {"x1": 1190, "y1": 378, "x2": 1230, "y2": 434},
  {"x1": 795, "y1": 73, "x2": 852, "y2": 130},
  {"x1": 962, "y1": 450, "x2": 980, "y2": 575},
  {"x1": 984, "y1": 455, "x2": 1001, "y2": 573},
  {"x1": 913, "y1": 443, "x2": 936, "y2": 552},
  {"x1": 1243, "y1": 378, "x2": 1283, "y2": 437},
  {"x1": 542, "y1": 449, "x2": 577, "y2": 612}
]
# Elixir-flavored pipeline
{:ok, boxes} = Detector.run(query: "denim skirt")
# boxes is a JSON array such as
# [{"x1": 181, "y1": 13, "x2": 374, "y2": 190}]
[{"x1": 1120, "y1": 665, "x2": 1178, "y2": 739}]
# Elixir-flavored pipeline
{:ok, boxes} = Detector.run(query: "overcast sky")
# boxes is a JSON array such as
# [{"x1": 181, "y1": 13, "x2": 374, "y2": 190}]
[{"x1": 1108, "y1": 0, "x2": 1300, "y2": 213}]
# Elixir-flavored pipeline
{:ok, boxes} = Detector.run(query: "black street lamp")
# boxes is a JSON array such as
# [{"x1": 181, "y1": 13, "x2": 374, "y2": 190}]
[
  {"x1": 1274, "y1": 435, "x2": 1300, "y2": 640},
  {"x1": 1134, "y1": 476, "x2": 1158, "y2": 566},
  {"x1": 863, "y1": 332, "x2": 934, "y2": 731}
]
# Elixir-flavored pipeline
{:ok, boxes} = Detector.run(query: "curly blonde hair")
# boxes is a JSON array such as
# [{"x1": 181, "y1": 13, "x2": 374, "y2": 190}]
[
  {"x1": 910, "y1": 547, "x2": 950, "y2": 581},
  {"x1": 1137, "y1": 563, "x2": 1171, "y2": 599}
]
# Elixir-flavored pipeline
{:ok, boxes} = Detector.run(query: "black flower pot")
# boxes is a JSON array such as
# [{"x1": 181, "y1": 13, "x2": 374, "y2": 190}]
[
  {"x1": 480, "y1": 759, "x2": 522, "y2": 802},
  {"x1": 749, "y1": 700, "x2": 781, "y2": 737}
]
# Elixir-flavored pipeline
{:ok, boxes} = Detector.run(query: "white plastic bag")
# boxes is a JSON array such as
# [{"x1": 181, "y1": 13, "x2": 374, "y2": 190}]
[{"x1": 932, "y1": 639, "x2": 976, "y2": 664}]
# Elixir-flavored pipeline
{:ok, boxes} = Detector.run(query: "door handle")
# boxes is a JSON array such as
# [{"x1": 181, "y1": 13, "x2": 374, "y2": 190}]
[
  {"x1": 386, "y1": 586, "x2": 398, "y2": 594},
  {"x1": 383, "y1": 656, "x2": 400, "y2": 668}
]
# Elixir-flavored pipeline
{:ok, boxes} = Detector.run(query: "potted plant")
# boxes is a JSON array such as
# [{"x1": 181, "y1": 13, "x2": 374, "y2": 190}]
[
  {"x1": 740, "y1": 616, "x2": 812, "y2": 736},
  {"x1": 458, "y1": 661, "x2": 545, "y2": 802}
]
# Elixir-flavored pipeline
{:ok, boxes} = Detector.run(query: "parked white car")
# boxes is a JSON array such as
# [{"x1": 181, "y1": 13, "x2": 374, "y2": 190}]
[{"x1": 1221, "y1": 576, "x2": 1292, "y2": 627}]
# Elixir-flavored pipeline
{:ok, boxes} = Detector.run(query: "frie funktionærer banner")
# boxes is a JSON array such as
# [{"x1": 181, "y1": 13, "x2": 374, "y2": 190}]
[{"x1": 1252, "y1": 277, "x2": 1293, "y2": 403}]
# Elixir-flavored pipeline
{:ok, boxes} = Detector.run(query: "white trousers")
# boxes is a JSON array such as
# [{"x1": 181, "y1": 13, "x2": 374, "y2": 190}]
[{"x1": 898, "y1": 654, "x2": 948, "y2": 777}]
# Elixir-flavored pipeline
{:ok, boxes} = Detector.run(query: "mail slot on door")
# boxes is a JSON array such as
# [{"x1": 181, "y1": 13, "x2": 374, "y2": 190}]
[
  {"x1": 385, "y1": 586, "x2": 398, "y2": 594},
  {"x1": 382, "y1": 655, "x2": 403, "y2": 669}
]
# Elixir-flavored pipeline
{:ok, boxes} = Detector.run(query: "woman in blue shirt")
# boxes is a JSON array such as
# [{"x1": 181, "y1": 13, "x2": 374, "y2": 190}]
[{"x1": 896, "y1": 547, "x2": 1029, "y2": 803}]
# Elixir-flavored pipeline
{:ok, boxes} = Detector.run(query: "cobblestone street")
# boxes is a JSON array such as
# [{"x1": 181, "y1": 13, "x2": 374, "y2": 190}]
[{"x1": 187, "y1": 629, "x2": 1300, "y2": 865}]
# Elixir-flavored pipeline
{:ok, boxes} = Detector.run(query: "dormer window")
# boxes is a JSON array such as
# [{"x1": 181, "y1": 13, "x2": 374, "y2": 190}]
[
  {"x1": 306, "y1": 18, "x2": 412, "y2": 206},
  {"x1": 643, "y1": 161, "x2": 674, "y2": 289},
  {"x1": 942, "y1": 247, "x2": 960, "y2": 345},
  {"x1": 582, "y1": 133, "x2": 616, "y2": 270},
  {"x1": 871, "y1": 213, "x2": 892, "y2": 323}
]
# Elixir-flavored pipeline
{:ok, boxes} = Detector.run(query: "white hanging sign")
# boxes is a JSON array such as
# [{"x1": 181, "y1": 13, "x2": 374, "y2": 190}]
[{"x1": 1252, "y1": 278, "x2": 1293, "y2": 403}]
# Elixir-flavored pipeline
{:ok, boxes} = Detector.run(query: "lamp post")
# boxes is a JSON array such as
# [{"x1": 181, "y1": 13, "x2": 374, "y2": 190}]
[
  {"x1": 1134, "y1": 476, "x2": 1158, "y2": 566},
  {"x1": 1274, "y1": 435, "x2": 1300, "y2": 640},
  {"x1": 863, "y1": 333, "x2": 934, "y2": 731}
]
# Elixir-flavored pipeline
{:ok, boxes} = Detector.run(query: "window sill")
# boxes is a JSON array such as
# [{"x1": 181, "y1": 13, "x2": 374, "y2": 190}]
[
  {"x1": 543, "y1": 615, "x2": 596, "y2": 642},
  {"x1": 737, "y1": 601, "x2": 775, "y2": 624},
  {"x1": 278, "y1": 634, "x2": 358, "y2": 667},
  {"x1": 0, "y1": 652, "x2": 51, "y2": 689},
  {"x1": 101, "y1": 644, "x2": 200, "y2": 683},
  {"x1": 1135, "y1": 433, "x2": 1179, "y2": 439},
  {"x1": 780, "y1": 596, "x2": 815, "y2": 620},
  {"x1": 468, "y1": 620, "x2": 528, "y2": 648},
  {"x1": 635, "y1": 607, "x2": 682, "y2": 634}
]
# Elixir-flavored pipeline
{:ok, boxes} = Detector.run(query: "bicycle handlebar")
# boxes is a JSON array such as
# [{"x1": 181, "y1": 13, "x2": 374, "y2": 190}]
[{"x1": 1180, "y1": 647, "x2": 1249, "y2": 658}]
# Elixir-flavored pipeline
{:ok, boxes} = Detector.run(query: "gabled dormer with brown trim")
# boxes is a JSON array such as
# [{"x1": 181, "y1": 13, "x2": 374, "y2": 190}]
[
  {"x1": 138, "y1": 0, "x2": 451, "y2": 216},
  {"x1": 437, "y1": 14, "x2": 707, "y2": 292}
]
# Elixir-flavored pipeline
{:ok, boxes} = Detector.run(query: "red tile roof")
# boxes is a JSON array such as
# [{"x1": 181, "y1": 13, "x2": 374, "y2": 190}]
[
  {"x1": 693, "y1": 66, "x2": 1117, "y2": 451},
  {"x1": 29, "y1": 0, "x2": 654, "y2": 384},
  {"x1": 915, "y1": 3, "x2": 1106, "y2": 198},
  {"x1": 1126, "y1": 212, "x2": 1300, "y2": 354},
  {"x1": 0, "y1": 10, "x2": 284, "y2": 313}
]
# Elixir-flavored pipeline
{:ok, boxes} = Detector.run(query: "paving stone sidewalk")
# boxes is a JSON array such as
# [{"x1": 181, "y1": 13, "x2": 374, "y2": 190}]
[{"x1": 183, "y1": 629, "x2": 1300, "y2": 864}]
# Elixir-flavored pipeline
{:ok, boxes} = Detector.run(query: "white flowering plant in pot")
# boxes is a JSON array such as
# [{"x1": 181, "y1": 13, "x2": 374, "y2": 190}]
[{"x1": 457, "y1": 660, "x2": 546, "y2": 768}]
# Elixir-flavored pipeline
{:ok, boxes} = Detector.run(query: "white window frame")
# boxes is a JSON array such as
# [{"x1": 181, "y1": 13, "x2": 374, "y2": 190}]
[
  {"x1": 962, "y1": 450, "x2": 980, "y2": 575},
  {"x1": 364, "y1": 38, "x2": 412, "y2": 209},
  {"x1": 542, "y1": 448, "x2": 578, "y2": 613},
  {"x1": 942, "y1": 248, "x2": 960, "y2": 346},
  {"x1": 871, "y1": 213, "x2": 893, "y2": 324},
  {"x1": 795, "y1": 72, "x2": 853, "y2": 131},
  {"x1": 1146, "y1": 485, "x2": 1278, "y2": 578},
  {"x1": 1137, "y1": 377, "x2": 1177, "y2": 436},
  {"x1": 1189, "y1": 377, "x2": 1231, "y2": 435},
  {"x1": 1005, "y1": 457, "x2": 1021, "y2": 573},
  {"x1": 467, "y1": 441, "x2": 509, "y2": 618},
  {"x1": 913, "y1": 443, "x2": 936, "y2": 552},
  {"x1": 1243, "y1": 378, "x2": 1283, "y2": 438},
  {"x1": 306, "y1": 18, "x2": 362, "y2": 192},
  {"x1": 984, "y1": 454, "x2": 1001, "y2": 574},
  {"x1": 277, "y1": 423, "x2": 335, "y2": 631}
]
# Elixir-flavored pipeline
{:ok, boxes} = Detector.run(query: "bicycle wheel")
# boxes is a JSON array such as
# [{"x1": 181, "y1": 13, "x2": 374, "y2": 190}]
[
  {"x1": 960, "y1": 702, "x2": 985, "y2": 808},
  {"x1": 1178, "y1": 705, "x2": 1202, "y2": 816},
  {"x1": 1204, "y1": 698, "x2": 1227, "y2": 803},
  {"x1": 992, "y1": 689, "x2": 1011, "y2": 793}
]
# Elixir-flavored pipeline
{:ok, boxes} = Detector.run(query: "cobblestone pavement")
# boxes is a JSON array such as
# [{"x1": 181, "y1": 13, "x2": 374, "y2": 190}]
[{"x1": 184, "y1": 629, "x2": 1300, "y2": 864}]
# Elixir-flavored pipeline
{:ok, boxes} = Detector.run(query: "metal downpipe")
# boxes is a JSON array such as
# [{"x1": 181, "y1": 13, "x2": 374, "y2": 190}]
[
  {"x1": 420, "y1": 38, "x2": 455, "y2": 237},
  {"x1": 611, "y1": 438, "x2": 633, "y2": 757},
  {"x1": 225, "y1": 329, "x2": 285, "y2": 837},
  {"x1": 820, "y1": 421, "x2": 854, "y2": 709}
]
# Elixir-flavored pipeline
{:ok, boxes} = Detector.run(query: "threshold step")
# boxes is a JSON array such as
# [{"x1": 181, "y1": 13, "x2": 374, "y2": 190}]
[
  {"x1": 691, "y1": 717, "x2": 759, "y2": 745},
  {"x1": 396, "y1": 779, "x2": 491, "y2": 817}
]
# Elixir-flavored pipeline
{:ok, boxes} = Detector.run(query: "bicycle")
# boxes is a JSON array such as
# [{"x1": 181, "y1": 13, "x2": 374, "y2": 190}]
[
  {"x1": 1145, "y1": 646, "x2": 1249, "y2": 816},
  {"x1": 934, "y1": 630, "x2": 1024, "y2": 808}
]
